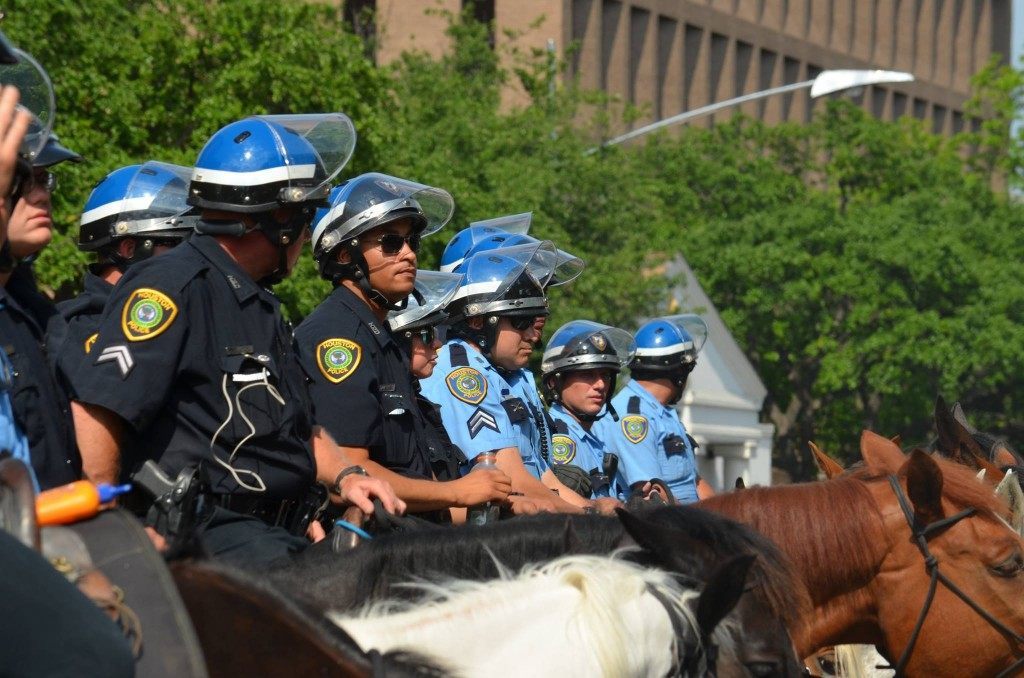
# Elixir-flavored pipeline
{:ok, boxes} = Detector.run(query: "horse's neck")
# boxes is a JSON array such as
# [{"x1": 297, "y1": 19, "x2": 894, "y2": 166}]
[
  {"x1": 703, "y1": 482, "x2": 891, "y2": 654},
  {"x1": 330, "y1": 579, "x2": 676, "y2": 678}
]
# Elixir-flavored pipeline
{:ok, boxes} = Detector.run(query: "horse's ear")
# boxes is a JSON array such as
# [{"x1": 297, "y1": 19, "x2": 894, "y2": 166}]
[
  {"x1": 809, "y1": 441, "x2": 845, "y2": 479},
  {"x1": 951, "y1": 402, "x2": 977, "y2": 433},
  {"x1": 905, "y1": 449, "x2": 944, "y2": 525},
  {"x1": 860, "y1": 431, "x2": 905, "y2": 473},
  {"x1": 615, "y1": 509, "x2": 711, "y2": 567},
  {"x1": 694, "y1": 553, "x2": 756, "y2": 637},
  {"x1": 994, "y1": 445, "x2": 1020, "y2": 469},
  {"x1": 890, "y1": 434, "x2": 903, "y2": 448},
  {"x1": 933, "y1": 396, "x2": 987, "y2": 468},
  {"x1": 734, "y1": 476, "x2": 746, "y2": 490}
]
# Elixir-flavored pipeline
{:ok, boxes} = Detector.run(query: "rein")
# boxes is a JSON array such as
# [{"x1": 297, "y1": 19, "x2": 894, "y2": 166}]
[
  {"x1": 885, "y1": 474, "x2": 1024, "y2": 677},
  {"x1": 645, "y1": 584, "x2": 718, "y2": 678}
]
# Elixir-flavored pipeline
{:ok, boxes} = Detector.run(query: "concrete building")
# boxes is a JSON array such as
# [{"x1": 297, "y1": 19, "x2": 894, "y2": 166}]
[{"x1": 363, "y1": 0, "x2": 1011, "y2": 136}]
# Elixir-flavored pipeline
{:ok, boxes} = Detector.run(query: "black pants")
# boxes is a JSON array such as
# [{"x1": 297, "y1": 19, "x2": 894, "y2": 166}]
[
  {"x1": 0, "y1": 530, "x2": 134, "y2": 678},
  {"x1": 196, "y1": 506, "x2": 309, "y2": 570}
]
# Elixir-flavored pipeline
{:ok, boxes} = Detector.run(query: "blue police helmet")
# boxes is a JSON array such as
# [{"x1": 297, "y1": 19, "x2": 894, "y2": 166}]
[
  {"x1": 631, "y1": 314, "x2": 709, "y2": 372},
  {"x1": 541, "y1": 320, "x2": 635, "y2": 377},
  {"x1": 79, "y1": 161, "x2": 197, "y2": 253},
  {"x1": 310, "y1": 172, "x2": 454, "y2": 268},
  {"x1": 457, "y1": 231, "x2": 585, "y2": 286},
  {"x1": 189, "y1": 113, "x2": 356, "y2": 214},
  {"x1": 439, "y1": 212, "x2": 532, "y2": 273},
  {"x1": 446, "y1": 241, "x2": 559, "y2": 323}
]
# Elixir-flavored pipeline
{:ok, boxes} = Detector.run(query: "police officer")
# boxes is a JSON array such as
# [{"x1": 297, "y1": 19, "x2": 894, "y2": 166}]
[
  {"x1": 297, "y1": 175, "x2": 510, "y2": 519},
  {"x1": 540, "y1": 320, "x2": 635, "y2": 500},
  {"x1": 0, "y1": 132, "x2": 83, "y2": 489},
  {"x1": 592, "y1": 314, "x2": 716, "y2": 503},
  {"x1": 421, "y1": 243, "x2": 601, "y2": 513},
  {"x1": 70, "y1": 114, "x2": 400, "y2": 565},
  {"x1": 58, "y1": 161, "x2": 197, "y2": 359}
]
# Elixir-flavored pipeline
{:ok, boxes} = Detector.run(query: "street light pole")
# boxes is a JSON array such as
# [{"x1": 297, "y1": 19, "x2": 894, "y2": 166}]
[{"x1": 589, "y1": 69, "x2": 915, "y2": 153}]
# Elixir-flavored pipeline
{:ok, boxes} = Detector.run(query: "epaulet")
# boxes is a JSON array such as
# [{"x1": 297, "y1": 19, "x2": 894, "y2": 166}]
[
  {"x1": 448, "y1": 343, "x2": 469, "y2": 367},
  {"x1": 686, "y1": 433, "x2": 699, "y2": 450},
  {"x1": 550, "y1": 417, "x2": 569, "y2": 435},
  {"x1": 627, "y1": 396, "x2": 641, "y2": 415}
]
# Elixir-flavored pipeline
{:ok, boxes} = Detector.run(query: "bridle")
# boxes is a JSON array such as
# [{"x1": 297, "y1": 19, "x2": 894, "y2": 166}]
[
  {"x1": 885, "y1": 474, "x2": 1024, "y2": 677},
  {"x1": 646, "y1": 583, "x2": 718, "y2": 678}
]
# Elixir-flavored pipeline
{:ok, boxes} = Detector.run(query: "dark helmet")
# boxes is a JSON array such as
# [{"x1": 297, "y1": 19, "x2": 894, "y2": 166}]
[
  {"x1": 79, "y1": 162, "x2": 196, "y2": 264},
  {"x1": 540, "y1": 320, "x2": 635, "y2": 418},
  {"x1": 33, "y1": 134, "x2": 81, "y2": 168}
]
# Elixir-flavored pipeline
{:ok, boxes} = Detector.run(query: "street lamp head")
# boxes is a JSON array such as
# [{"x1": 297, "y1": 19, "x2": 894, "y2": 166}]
[{"x1": 810, "y1": 69, "x2": 915, "y2": 98}]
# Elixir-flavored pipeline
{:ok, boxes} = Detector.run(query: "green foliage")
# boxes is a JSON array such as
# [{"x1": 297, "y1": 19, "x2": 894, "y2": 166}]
[{"x1": 9, "y1": 2, "x2": 1024, "y2": 477}]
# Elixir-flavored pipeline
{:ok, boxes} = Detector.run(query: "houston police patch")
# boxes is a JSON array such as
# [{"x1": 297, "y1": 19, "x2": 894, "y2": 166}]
[
  {"x1": 621, "y1": 414, "x2": 649, "y2": 444},
  {"x1": 316, "y1": 338, "x2": 361, "y2": 384},
  {"x1": 446, "y1": 367, "x2": 487, "y2": 405},
  {"x1": 551, "y1": 434, "x2": 577, "y2": 464},
  {"x1": 121, "y1": 288, "x2": 178, "y2": 342}
]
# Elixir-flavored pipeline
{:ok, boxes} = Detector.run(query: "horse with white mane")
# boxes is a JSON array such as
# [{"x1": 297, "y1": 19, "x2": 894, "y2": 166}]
[{"x1": 329, "y1": 553, "x2": 749, "y2": 678}]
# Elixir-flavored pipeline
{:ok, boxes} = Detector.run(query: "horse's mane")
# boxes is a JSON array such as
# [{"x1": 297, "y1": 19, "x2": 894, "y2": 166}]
[
  {"x1": 640, "y1": 504, "x2": 812, "y2": 629},
  {"x1": 177, "y1": 560, "x2": 450, "y2": 678},
  {"x1": 700, "y1": 455, "x2": 1009, "y2": 604},
  {"x1": 329, "y1": 553, "x2": 721, "y2": 678}
]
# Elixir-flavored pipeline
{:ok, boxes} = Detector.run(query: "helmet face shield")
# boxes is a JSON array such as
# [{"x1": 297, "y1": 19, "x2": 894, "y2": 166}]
[
  {"x1": 388, "y1": 270, "x2": 463, "y2": 333},
  {"x1": 454, "y1": 231, "x2": 584, "y2": 285},
  {"x1": 247, "y1": 113, "x2": 356, "y2": 204},
  {"x1": 467, "y1": 212, "x2": 532, "y2": 234},
  {"x1": 311, "y1": 173, "x2": 454, "y2": 256},
  {"x1": 658, "y1": 314, "x2": 708, "y2": 356},
  {"x1": 541, "y1": 320, "x2": 636, "y2": 375},
  {"x1": 1, "y1": 49, "x2": 55, "y2": 160},
  {"x1": 632, "y1": 314, "x2": 709, "y2": 371}
]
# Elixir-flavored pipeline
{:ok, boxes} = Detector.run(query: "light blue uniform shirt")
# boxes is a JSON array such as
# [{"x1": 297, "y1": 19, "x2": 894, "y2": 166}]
[
  {"x1": 592, "y1": 379, "x2": 700, "y2": 503},
  {"x1": 419, "y1": 339, "x2": 546, "y2": 479},
  {"x1": 0, "y1": 349, "x2": 35, "y2": 489},
  {"x1": 503, "y1": 368, "x2": 552, "y2": 473},
  {"x1": 547, "y1": 403, "x2": 627, "y2": 499}
]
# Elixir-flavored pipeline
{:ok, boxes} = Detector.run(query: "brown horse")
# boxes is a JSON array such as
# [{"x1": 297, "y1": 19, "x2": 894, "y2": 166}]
[{"x1": 701, "y1": 431, "x2": 1024, "y2": 676}]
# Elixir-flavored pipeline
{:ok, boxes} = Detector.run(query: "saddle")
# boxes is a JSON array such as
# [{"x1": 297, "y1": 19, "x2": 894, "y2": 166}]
[{"x1": 0, "y1": 457, "x2": 208, "y2": 677}]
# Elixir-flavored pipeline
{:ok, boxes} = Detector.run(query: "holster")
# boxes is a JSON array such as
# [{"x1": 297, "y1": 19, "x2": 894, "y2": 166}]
[{"x1": 130, "y1": 461, "x2": 212, "y2": 553}]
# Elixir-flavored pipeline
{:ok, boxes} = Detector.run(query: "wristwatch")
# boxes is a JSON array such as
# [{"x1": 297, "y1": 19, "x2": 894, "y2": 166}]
[{"x1": 329, "y1": 465, "x2": 368, "y2": 496}]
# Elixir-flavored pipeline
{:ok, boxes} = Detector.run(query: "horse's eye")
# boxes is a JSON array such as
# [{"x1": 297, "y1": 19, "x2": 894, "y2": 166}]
[
  {"x1": 816, "y1": 656, "x2": 838, "y2": 675},
  {"x1": 991, "y1": 552, "x2": 1024, "y2": 578},
  {"x1": 746, "y1": 661, "x2": 781, "y2": 677}
]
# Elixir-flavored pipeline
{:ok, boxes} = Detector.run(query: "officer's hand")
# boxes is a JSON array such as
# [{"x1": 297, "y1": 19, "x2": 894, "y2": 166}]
[
  {"x1": 453, "y1": 468, "x2": 512, "y2": 506},
  {"x1": 0, "y1": 86, "x2": 29, "y2": 202},
  {"x1": 336, "y1": 473, "x2": 407, "y2": 515},
  {"x1": 591, "y1": 497, "x2": 624, "y2": 515},
  {"x1": 505, "y1": 494, "x2": 540, "y2": 515},
  {"x1": 305, "y1": 519, "x2": 326, "y2": 543}
]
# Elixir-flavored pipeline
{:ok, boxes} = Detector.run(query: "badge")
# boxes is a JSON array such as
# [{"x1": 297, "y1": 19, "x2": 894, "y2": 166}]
[
  {"x1": 83, "y1": 333, "x2": 98, "y2": 354},
  {"x1": 622, "y1": 414, "x2": 649, "y2": 444},
  {"x1": 316, "y1": 338, "x2": 362, "y2": 384},
  {"x1": 551, "y1": 434, "x2": 577, "y2": 464},
  {"x1": 589, "y1": 333, "x2": 607, "y2": 351},
  {"x1": 446, "y1": 367, "x2": 487, "y2": 405},
  {"x1": 121, "y1": 288, "x2": 178, "y2": 342}
]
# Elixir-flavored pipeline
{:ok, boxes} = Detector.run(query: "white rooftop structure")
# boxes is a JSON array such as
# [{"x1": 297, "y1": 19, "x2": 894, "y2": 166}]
[{"x1": 666, "y1": 256, "x2": 775, "y2": 489}]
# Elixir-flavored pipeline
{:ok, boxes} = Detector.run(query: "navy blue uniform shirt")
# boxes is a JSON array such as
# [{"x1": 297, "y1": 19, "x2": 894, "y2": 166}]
[
  {"x1": 295, "y1": 285, "x2": 435, "y2": 481},
  {"x1": 0, "y1": 264, "x2": 79, "y2": 489},
  {"x1": 70, "y1": 233, "x2": 315, "y2": 500},
  {"x1": 56, "y1": 270, "x2": 114, "y2": 373}
]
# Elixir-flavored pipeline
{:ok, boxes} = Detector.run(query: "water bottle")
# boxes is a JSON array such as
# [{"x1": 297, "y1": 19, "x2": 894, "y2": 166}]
[{"x1": 467, "y1": 451, "x2": 502, "y2": 526}]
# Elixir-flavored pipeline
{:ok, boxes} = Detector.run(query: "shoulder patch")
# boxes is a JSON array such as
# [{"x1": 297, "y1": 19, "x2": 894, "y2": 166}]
[
  {"x1": 83, "y1": 333, "x2": 98, "y2": 355},
  {"x1": 121, "y1": 288, "x2": 178, "y2": 342},
  {"x1": 551, "y1": 434, "x2": 577, "y2": 464},
  {"x1": 316, "y1": 338, "x2": 362, "y2": 384},
  {"x1": 446, "y1": 366, "x2": 487, "y2": 405},
  {"x1": 621, "y1": 414, "x2": 649, "y2": 444}
]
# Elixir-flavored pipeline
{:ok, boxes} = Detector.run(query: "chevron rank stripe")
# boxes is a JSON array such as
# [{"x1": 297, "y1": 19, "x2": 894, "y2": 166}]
[
  {"x1": 467, "y1": 406, "x2": 499, "y2": 439},
  {"x1": 96, "y1": 344, "x2": 135, "y2": 379}
]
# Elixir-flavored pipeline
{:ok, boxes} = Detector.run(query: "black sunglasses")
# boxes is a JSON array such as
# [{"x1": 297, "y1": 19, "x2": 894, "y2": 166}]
[
  {"x1": 406, "y1": 326, "x2": 439, "y2": 345},
  {"x1": 506, "y1": 315, "x2": 540, "y2": 331},
  {"x1": 372, "y1": 232, "x2": 421, "y2": 255}
]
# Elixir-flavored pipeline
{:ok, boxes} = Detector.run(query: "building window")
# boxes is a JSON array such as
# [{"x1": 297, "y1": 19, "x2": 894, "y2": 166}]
[
  {"x1": 463, "y1": 0, "x2": 496, "y2": 48},
  {"x1": 343, "y1": 0, "x2": 376, "y2": 58}
]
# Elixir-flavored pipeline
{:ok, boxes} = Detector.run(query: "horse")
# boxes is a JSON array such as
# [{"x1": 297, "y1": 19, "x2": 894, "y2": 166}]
[
  {"x1": 171, "y1": 560, "x2": 449, "y2": 678},
  {"x1": 329, "y1": 553, "x2": 751, "y2": 678},
  {"x1": 271, "y1": 507, "x2": 807, "y2": 677},
  {"x1": 699, "y1": 431, "x2": 1024, "y2": 676}
]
